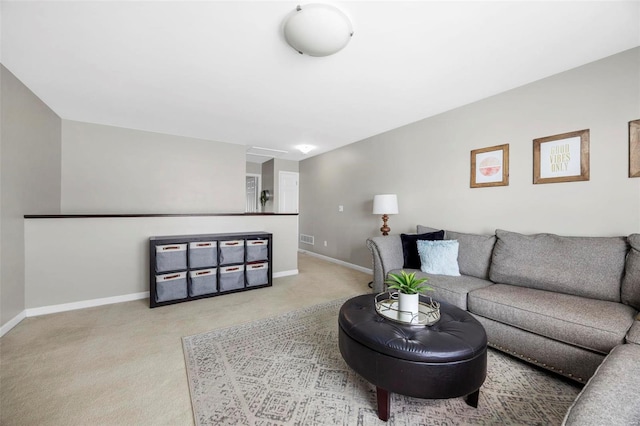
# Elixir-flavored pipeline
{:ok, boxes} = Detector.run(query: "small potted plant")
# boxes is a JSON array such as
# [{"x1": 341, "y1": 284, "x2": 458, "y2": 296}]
[{"x1": 385, "y1": 270, "x2": 432, "y2": 322}]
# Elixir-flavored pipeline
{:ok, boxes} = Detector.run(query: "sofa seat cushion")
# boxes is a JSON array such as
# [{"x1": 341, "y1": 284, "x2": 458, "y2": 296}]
[
  {"x1": 562, "y1": 344, "x2": 640, "y2": 425},
  {"x1": 389, "y1": 268, "x2": 493, "y2": 311},
  {"x1": 468, "y1": 284, "x2": 637, "y2": 354},
  {"x1": 626, "y1": 317, "x2": 640, "y2": 344},
  {"x1": 490, "y1": 230, "x2": 628, "y2": 302}
]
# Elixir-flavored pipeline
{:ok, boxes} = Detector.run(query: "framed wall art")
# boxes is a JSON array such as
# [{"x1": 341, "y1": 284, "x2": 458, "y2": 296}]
[
  {"x1": 630, "y1": 119, "x2": 640, "y2": 178},
  {"x1": 470, "y1": 144, "x2": 509, "y2": 188},
  {"x1": 533, "y1": 129, "x2": 589, "y2": 184}
]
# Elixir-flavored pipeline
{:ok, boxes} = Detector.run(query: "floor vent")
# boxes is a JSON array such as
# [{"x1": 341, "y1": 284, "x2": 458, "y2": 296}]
[{"x1": 300, "y1": 234, "x2": 314, "y2": 245}]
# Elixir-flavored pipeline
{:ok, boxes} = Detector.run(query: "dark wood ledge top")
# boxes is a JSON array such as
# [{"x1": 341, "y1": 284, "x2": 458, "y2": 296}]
[{"x1": 25, "y1": 212, "x2": 299, "y2": 219}]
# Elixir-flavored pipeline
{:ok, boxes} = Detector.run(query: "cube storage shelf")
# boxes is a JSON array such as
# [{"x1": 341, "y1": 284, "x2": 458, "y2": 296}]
[{"x1": 149, "y1": 232, "x2": 272, "y2": 308}]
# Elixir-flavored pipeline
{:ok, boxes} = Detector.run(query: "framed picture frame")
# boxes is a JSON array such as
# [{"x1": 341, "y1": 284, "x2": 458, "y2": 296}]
[
  {"x1": 470, "y1": 144, "x2": 509, "y2": 188},
  {"x1": 533, "y1": 129, "x2": 589, "y2": 184},
  {"x1": 630, "y1": 119, "x2": 640, "y2": 178}
]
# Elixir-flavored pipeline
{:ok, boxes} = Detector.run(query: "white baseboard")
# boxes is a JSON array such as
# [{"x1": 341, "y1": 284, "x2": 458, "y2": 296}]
[
  {"x1": 273, "y1": 269, "x2": 298, "y2": 278},
  {"x1": 0, "y1": 310, "x2": 27, "y2": 338},
  {"x1": 25, "y1": 291, "x2": 150, "y2": 318},
  {"x1": 298, "y1": 249, "x2": 373, "y2": 274},
  {"x1": 1, "y1": 269, "x2": 300, "y2": 336}
]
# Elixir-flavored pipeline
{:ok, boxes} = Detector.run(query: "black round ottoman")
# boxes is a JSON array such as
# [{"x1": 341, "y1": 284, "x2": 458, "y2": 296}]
[{"x1": 338, "y1": 293, "x2": 487, "y2": 421}]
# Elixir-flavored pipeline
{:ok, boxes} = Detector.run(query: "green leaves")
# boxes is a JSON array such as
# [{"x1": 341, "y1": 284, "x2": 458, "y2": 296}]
[{"x1": 384, "y1": 270, "x2": 432, "y2": 295}]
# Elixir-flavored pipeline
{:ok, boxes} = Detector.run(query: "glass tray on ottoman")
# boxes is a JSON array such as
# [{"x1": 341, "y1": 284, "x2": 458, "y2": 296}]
[{"x1": 374, "y1": 291, "x2": 441, "y2": 326}]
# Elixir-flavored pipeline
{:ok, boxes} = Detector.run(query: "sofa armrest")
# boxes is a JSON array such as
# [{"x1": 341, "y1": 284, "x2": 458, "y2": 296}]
[
  {"x1": 366, "y1": 236, "x2": 404, "y2": 293},
  {"x1": 562, "y1": 344, "x2": 640, "y2": 425},
  {"x1": 625, "y1": 314, "x2": 640, "y2": 345}
]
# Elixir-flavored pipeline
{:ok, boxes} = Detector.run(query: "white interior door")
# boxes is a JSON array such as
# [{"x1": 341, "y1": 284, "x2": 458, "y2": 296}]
[
  {"x1": 246, "y1": 174, "x2": 261, "y2": 212},
  {"x1": 278, "y1": 171, "x2": 299, "y2": 213}
]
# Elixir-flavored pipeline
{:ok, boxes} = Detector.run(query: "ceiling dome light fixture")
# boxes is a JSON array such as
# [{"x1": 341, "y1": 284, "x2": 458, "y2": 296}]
[
  {"x1": 283, "y1": 4, "x2": 353, "y2": 57},
  {"x1": 297, "y1": 144, "x2": 314, "y2": 154}
]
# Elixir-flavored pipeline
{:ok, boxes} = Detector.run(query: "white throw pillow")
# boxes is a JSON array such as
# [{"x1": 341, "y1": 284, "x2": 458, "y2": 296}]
[{"x1": 417, "y1": 240, "x2": 461, "y2": 276}]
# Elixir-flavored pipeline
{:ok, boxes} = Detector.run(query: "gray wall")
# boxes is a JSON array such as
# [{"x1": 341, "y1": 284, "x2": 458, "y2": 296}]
[
  {"x1": 261, "y1": 160, "x2": 275, "y2": 212},
  {"x1": 1, "y1": 65, "x2": 62, "y2": 326},
  {"x1": 25, "y1": 215, "x2": 299, "y2": 309},
  {"x1": 299, "y1": 47, "x2": 640, "y2": 269},
  {"x1": 61, "y1": 120, "x2": 247, "y2": 213},
  {"x1": 246, "y1": 162, "x2": 262, "y2": 175}
]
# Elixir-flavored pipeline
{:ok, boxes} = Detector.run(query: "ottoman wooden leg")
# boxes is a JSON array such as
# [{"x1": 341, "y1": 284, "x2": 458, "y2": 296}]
[
  {"x1": 465, "y1": 389, "x2": 480, "y2": 408},
  {"x1": 376, "y1": 386, "x2": 390, "y2": 421}
]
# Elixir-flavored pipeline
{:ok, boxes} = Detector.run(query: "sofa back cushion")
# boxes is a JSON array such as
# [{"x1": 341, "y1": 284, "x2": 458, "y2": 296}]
[
  {"x1": 622, "y1": 234, "x2": 640, "y2": 310},
  {"x1": 490, "y1": 229, "x2": 628, "y2": 301},
  {"x1": 417, "y1": 226, "x2": 495, "y2": 279}
]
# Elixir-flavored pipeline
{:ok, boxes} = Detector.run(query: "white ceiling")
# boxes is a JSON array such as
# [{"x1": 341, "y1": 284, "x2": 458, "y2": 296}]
[{"x1": 2, "y1": 1, "x2": 639, "y2": 163}]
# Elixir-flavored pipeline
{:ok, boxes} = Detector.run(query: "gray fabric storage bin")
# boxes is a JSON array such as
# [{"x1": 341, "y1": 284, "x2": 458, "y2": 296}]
[
  {"x1": 155, "y1": 271, "x2": 187, "y2": 302},
  {"x1": 219, "y1": 265, "x2": 245, "y2": 291},
  {"x1": 155, "y1": 244, "x2": 187, "y2": 272},
  {"x1": 246, "y1": 239, "x2": 268, "y2": 262},
  {"x1": 246, "y1": 262, "x2": 269, "y2": 287},
  {"x1": 189, "y1": 241, "x2": 217, "y2": 269},
  {"x1": 219, "y1": 240, "x2": 245, "y2": 265},
  {"x1": 189, "y1": 268, "x2": 218, "y2": 297}
]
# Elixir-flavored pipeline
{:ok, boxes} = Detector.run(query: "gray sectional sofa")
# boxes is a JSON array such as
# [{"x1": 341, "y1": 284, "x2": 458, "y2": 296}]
[{"x1": 367, "y1": 228, "x2": 640, "y2": 424}]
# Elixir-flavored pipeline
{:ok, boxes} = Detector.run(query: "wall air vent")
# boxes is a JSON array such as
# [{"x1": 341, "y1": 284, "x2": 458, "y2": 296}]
[{"x1": 299, "y1": 234, "x2": 314, "y2": 245}]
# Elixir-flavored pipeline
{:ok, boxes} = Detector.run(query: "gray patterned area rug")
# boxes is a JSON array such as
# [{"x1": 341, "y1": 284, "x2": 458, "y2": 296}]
[{"x1": 182, "y1": 298, "x2": 580, "y2": 426}]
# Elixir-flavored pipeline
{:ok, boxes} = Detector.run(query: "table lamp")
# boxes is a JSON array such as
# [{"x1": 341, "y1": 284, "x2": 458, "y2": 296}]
[{"x1": 373, "y1": 194, "x2": 398, "y2": 236}]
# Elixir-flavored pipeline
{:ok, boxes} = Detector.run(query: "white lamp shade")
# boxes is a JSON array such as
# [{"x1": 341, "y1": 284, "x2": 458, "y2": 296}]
[
  {"x1": 373, "y1": 194, "x2": 398, "y2": 215},
  {"x1": 283, "y1": 4, "x2": 353, "y2": 57}
]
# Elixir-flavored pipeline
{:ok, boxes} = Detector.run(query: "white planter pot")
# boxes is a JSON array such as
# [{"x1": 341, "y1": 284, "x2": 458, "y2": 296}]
[{"x1": 397, "y1": 292, "x2": 420, "y2": 323}]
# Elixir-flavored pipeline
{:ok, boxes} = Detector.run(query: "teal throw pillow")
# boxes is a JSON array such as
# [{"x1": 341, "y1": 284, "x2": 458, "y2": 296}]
[{"x1": 417, "y1": 240, "x2": 461, "y2": 276}]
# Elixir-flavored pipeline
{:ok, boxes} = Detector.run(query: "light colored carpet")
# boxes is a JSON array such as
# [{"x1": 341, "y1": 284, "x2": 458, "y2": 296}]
[
  {"x1": 0, "y1": 253, "x2": 370, "y2": 425},
  {"x1": 183, "y1": 298, "x2": 581, "y2": 426}
]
